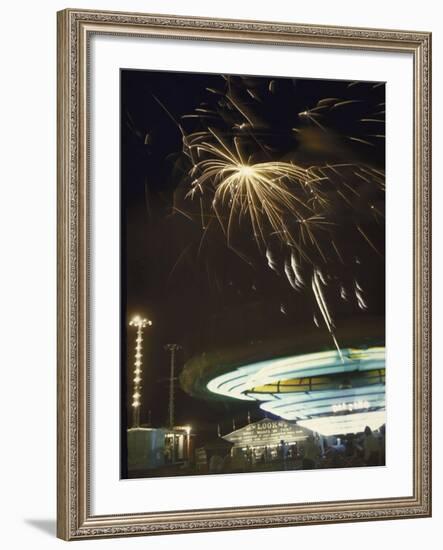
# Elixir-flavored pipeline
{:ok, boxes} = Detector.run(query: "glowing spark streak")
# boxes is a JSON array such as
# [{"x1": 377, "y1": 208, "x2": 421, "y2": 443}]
[
  {"x1": 337, "y1": 190, "x2": 353, "y2": 206},
  {"x1": 166, "y1": 244, "x2": 193, "y2": 284},
  {"x1": 226, "y1": 93, "x2": 255, "y2": 126},
  {"x1": 357, "y1": 225, "x2": 382, "y2": 257},
  {"x1": 227, "y1": 242, "x2": 254, "y2": 266},
  {"x1": 312, "y1": 271, "x2": 344, "y2": 363},
  {"x1": 328, "y1": 163, "x2": 355, "y2": 168},
  {"x1": 284, "y1": 260, "x2": 299, "y2": 291},
  {"x1": 199, "y1": 197, "x2": 205, "y2": 229},
  {"x1": 369, "y1": 204, "x2": 384, "y2": 219},
  {"x1": 339, "y1": 178, "x2": 360, "y2": 196},
  {"x1": 187, "y1": 114, "x2": 217, "y2": 120},
  {"x1": 290, "y1": 252, "x2": 305, "y2": 288},
  {"x1": 359, "y1": 167, "x2": 385, "y2": 189},
  {"x1": 312, "y1": 271, "x2": 333, "y2": 330},
  {"x1": 317, "y1": 269, "x2": 328, "y2": 286},
  {"x1": 349, "y1": 136, "x2": 375, "y2": 147},
  {"x1": 332, "y1": 240, "x2": 344, "y2": 264},
  {"x1": 151, "y1": 95, "x2": 179, "y2": 127},
  {"x1": 172, "y1": 207, "x2": 194, "y2": 222},
  {"x1": 299, "y1": 110, "x2": 327, "y2": 131},
  {"x1": 318, "y1": 97, "x2": 339, "y2": 105},
  {"x1": 326, "y1": 164, "x2": 343, "y2": 176},
  {"x1": 197, "y1": 219, "x2": 214, "y2": 259},
  {"x1": 266, "y1": 249, "x2": 279, "y2": 274},
  {"x1": 310, "y1": 105, "x2": 329, "y2": 113},
  {"x1": 355, "y1": 289, "x2": 368, "y2": 310},
  {"x1": 354, "y1": 170, "x2": 372, "y2": 184},
  {"x1": 332, "y1": 100, "x2": 363, "y2": 108},
  {"x1": 371, "y1": 167, "x2": 386, "y2": 177},
  {"x1": 307, "y1": 114, "x2": 327, "y2": 131},
  {"x1": 247, "y1": 89, "x2": 260, "y2": 101},
  {"x1": 206, "y1": 87, "x2": 224, "y2": 95}
]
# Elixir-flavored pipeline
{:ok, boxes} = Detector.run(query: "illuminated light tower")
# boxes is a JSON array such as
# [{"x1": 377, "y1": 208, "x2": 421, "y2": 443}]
[
  {"x1": 129, "y1": 316, "x2": 152, "y2": 428},
  {"x1": 164, "y1": 344, "x2": 182, "y2": 429}
]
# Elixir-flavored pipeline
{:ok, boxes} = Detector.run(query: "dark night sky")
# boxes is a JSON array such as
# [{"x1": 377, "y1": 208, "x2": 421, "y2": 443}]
[{"x1": 120, "y1": 69, "x2": 385, "y2": 449}]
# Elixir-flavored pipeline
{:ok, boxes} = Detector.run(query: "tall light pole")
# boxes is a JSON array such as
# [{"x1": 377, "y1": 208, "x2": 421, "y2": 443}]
[
  {"x1": 164, "y1": 344, "x2": 182, "y2": 429},
  {"x1": 129, "y1": 316, "x2": 152, "y2": 428}
]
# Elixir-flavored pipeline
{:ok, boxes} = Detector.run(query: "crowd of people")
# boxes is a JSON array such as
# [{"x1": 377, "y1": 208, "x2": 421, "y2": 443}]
[
  {"x1": 285, "y1": 425, "x2": 386, "y2": 470},
  {"x1": 312, "y1": 425, "x2": 386, "y2": 469},
  {"x1": 205, "y1": 425, "x2": 386, "y2": 474}
]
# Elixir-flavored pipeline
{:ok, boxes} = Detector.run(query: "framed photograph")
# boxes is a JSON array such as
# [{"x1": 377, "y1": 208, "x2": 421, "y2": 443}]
[{"x1": 57, "y1": 8, "x2": 431, "y2": 540}]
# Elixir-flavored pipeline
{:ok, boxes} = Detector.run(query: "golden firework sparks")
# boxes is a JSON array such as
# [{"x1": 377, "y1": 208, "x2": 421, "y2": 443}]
[{"x1": 185, "y1": 130, "x2": 327, "y2": 261}]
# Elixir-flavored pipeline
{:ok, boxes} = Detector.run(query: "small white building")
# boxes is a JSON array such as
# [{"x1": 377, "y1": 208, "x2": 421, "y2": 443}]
[{"x1": 127, "y1": 426, "x2": 192, "y2": 472}]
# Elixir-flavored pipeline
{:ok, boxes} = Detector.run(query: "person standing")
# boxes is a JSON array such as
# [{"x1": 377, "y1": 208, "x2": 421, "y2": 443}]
[
  {"x1": 302, "y1": 435, "x2": 320, "y2": 469},
  {"x1": 363, "y1": 426, "x2": 380, "y2": 466}
]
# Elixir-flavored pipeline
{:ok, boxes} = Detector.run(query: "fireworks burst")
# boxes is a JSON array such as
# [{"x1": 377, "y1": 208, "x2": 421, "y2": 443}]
[
  {"x1": 185, "y1": 130, "x2": 331, "y2": 261},
  {"x1": 149, "y1": 74, "x2": 385, "y2": 355}
]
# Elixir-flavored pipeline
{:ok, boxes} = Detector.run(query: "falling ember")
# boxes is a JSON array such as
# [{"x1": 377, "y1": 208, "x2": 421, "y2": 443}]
[
  {"x1": 356, "y1": 291, "x2": 368, "y2": 310},
  {"x1": 265, "y1": 248, "x2": 279, "y2": 274},
  {"x1": 355, "y1": 281, "x2": 368, "y2": 310},
  {"x1": 290, "y1": 252, "x2": 305, "y2": 288},
  {"x1": 312, "y1": 270, "x2": 344, "y2": 363}
]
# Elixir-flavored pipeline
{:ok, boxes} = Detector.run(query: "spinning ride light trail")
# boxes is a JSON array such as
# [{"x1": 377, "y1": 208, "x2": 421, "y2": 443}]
[{"x1": 206, "y1": 346, "x2": 386, "y2": 436}]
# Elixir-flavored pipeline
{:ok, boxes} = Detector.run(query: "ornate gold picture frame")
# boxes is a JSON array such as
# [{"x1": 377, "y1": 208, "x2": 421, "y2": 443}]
[{"x1": 57, "y1": 8, "x2": 431, "y2": 540}]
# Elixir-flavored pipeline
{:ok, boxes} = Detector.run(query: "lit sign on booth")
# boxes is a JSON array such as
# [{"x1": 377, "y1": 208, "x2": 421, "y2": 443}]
[{"x1": 331, "y1": 400, "x2": 370, "y2": 414}]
